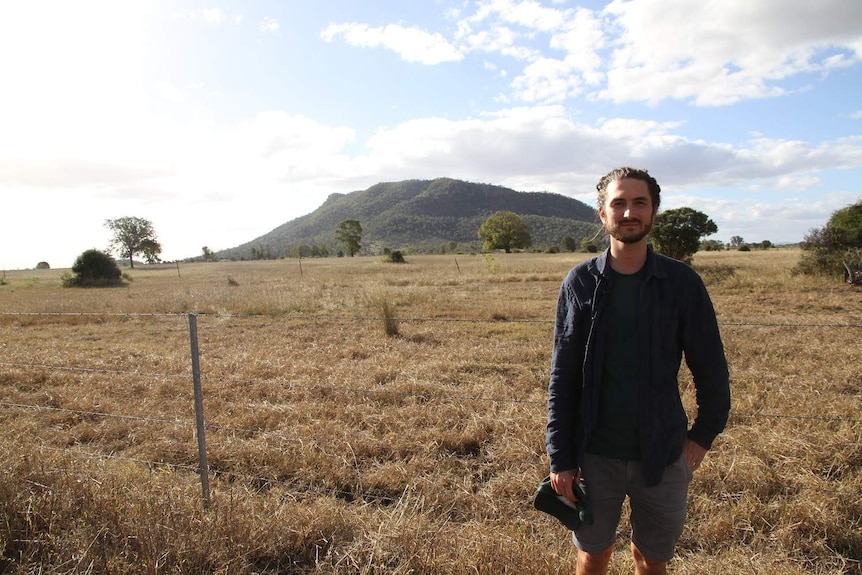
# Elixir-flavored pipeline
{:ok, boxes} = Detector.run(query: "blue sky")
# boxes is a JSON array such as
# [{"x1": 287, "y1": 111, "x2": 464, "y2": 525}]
[{"x1": 1, "y1": 0, "x2": 861, "y2": 269}]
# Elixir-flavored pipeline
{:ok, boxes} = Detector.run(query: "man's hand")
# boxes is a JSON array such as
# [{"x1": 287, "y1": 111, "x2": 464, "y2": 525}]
[
  {"x1": 550, "y1": 469, "x2": 581, "y2": 504},
  {"x1": 683, "y1": 439, "x2": 708, "y2": 472}
]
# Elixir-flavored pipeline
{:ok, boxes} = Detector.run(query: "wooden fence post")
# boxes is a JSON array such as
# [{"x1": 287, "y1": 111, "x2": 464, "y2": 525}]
[{"x1": 188, "y1": 313, "x2": 210, "y2": 510}]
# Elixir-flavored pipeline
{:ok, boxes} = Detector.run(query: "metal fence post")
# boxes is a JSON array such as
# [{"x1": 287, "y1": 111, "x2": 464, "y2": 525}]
[{"x1": 188, "y1": 312, "x2": 210, "y2": 510}]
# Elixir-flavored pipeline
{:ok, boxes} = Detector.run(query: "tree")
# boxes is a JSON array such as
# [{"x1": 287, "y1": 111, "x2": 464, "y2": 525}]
[
  {"x1": 105, "y1": 217, "x2": 161, "y2": 268},
  {"x1": 650, "y1": 207, "x2": 718, "y2": 263},
  {"x1": 336, "y1": 219, "x2": 363, "y2": 257},
  {"x1": 562, "y1": 236, "x2": 577, "y2": 253},
  {"x1": 477, "y1": 211, "x2": 531, "y2": 253},
  {"x1": 829, "y1": 200, "x2": 862, "y2": 244},
  {"x1": 202, "y1": 246, "x2": 214, "y2": 262},
  {"x1": 296, "y1": 245, "x2": 313, "y2": 258},
  {"x1": 65, "y1": 249, "x2": 122, "y2": 287},
  {"x1": 796, "y1": 200, "x2": 862, "y2": 276},
  {"x1": 250, "y1": 245, "x2": 273, "y2": 260},
  {"x1": 140, "y1": 238, "x2": 162, "y2": 264},
  {"x1": 729, "y1": 236, "x2": 744, "y2": 248},
  {"x1": 700, "y1": 239, "x2": 724, "y2": 252}
]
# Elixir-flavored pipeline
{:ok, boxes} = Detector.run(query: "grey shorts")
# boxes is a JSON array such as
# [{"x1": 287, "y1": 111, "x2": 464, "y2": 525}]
[{"x1": 572, "y1": 452, "x2": 693, "y2": 563}]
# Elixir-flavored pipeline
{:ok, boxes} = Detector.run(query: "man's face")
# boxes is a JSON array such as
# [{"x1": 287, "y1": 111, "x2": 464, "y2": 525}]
[{"x1": 599, "y1": 178, "x2": 657, "y2": 244}]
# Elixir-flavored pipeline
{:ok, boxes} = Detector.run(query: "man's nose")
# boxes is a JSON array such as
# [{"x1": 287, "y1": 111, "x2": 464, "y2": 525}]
[{"x1": 623, "y1": 207, "x2": 632, "y2": 218}]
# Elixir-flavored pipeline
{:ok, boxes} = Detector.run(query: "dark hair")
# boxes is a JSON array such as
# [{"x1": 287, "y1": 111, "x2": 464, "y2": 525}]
[{"x1": 596, "y1": 167, "x2": 661, "y2": 211}]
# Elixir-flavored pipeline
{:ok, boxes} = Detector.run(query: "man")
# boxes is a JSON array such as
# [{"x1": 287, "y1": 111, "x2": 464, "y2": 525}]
[{"x1": 546, "y1": 167, "x2": 730, "y2": 574}]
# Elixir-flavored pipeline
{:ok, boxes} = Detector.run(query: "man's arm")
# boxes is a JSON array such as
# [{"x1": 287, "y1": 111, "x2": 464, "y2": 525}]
[
  {"x1": 683, "y1": 276, "x2": 731, "y2": 450},
  {"x1": 546, "y1": 276, "x2": 585, "y2": 474}
]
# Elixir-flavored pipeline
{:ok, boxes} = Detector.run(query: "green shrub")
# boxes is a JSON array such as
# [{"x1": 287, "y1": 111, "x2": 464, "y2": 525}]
[
  {"x1": 64, "y1": 249, "x2": 123, "y2": 287},
  {"x1": 382, "y1": 250, "x2": 406, "y2": 263}
]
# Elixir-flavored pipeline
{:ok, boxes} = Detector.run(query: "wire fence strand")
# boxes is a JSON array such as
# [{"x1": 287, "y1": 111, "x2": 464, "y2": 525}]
[
  {"x1": 3, "y1": 316, "x2": 860, "y2": 482},
  {"x1": 2, "y1": 310, "x2": 862, "y2": 328}
]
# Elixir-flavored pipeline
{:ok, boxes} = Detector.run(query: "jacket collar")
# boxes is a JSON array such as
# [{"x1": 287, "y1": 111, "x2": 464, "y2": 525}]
[{"x1": 594, "y1": 245, "x2": 668, "y2": 280}]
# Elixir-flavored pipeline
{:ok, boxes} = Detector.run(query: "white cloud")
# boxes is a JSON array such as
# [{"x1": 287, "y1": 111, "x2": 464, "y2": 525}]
[
  {"x1": 775, "y1": 175, "x2": 821, "y2": 191},
  {"x1": 549, "y1": 8, "x2": 605, "y2": 83},
  {"x1": 2, "y1": 97, "x2": 861, "y2": 267},
  {"x1": 1, "y1": 1, "x2": 861, "y2": 269},
  {"x1": 511, "y1": 57, "x2": 586, "y2": 102},
  {"x1": 158, "y1": 82, "x2": 186, "y2": 104},
  {"x1": 744, "y1": 136, "x2": 862, "y2": 173},
  {"x1": 446, "y1": 0, "x2": 862, "y2": 106},
  {"x1": 467, "y1": 0, "x2": 566, "y2": 33},
  {"x1": 260, "y1": 16, "x2": 279, "y2": 33},
  {"x1": 322, "y1": 23, "x2": 463, "y2": 65},
  {"x1": 203, "y1": 8, "x2": 223, "y2": 24},
  {"x1": 355, "y1": 107, "x2": 862, "y2": 199},
  {"x1": 599, "y1": 0, "x2": 862, "y2": 106}
]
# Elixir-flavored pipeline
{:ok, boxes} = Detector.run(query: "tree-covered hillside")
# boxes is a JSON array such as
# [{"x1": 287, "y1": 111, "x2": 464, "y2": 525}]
[{"x1": 215, "y1": 178, "x2": 599, "y2": 259}]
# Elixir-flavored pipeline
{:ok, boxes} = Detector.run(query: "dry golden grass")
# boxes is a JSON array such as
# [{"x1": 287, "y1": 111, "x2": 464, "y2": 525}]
[{"x1": 0, "y1": 249, "x2": 860, "y2": 574}]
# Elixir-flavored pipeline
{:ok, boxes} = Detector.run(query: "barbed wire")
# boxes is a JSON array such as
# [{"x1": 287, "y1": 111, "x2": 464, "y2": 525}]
[
  {"x1": 0, "y1": 361, "x2": 189, "y2": 379},
  {"x1": 0, "y1": 362, "x2": 862, "y2": 426},
  {"x1": 31, "y1": 442, "x2": 403, "y2": 505},
  {"x1": 0, "y1": 311, "x2": 187, "y2": 318},
  {"x1": 1, "y1": 310, "x2": 860, "y2": 328},
  {"x1": 20, "y1": 440, "x2": 862, "y2": 570},
  {"x1": 3, "y1": 311, "x2": 860, "y2": 517},
  {"x1": 0, "y1": 400, "x2": 310, "y2": 441},
  {"x1": 730, "y1": 411, "x2": 858, "y2": 423},
  {"x1": 3, "y1": 399, "x2": 860, "y2": 485},
  {"x1": 1, "y1": 362, "x2": 859, "y2": 424},
  {"x1": 3, "y1": 300, "x2": 859, "y2": 565},
  {"x1": 0, "y1": 401, "x2": 190, "y2": 427},
  {"x1": 24, "y1": 439, "x2": 862, "y2": 503}
]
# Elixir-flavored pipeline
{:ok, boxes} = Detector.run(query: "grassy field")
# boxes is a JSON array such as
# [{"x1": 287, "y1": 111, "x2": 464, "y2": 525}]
[{"x1": 0, "y1": 249, "x2": 860, "y2": 574}]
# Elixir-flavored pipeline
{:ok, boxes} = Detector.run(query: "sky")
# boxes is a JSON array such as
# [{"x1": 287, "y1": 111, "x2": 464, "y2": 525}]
[{"x1": 1, "y1": 0, "x2": 861, "y2": 269}]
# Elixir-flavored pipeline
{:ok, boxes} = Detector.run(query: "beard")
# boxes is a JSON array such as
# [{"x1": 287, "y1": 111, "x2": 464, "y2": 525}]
[{"x1": 608, "y1": 219, "x2": 652, "y2": 244}]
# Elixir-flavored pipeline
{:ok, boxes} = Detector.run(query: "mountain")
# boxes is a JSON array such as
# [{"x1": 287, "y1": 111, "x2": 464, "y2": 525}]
[{"x1": 215, "y1": 177, "x2": 599, "y2": 259}]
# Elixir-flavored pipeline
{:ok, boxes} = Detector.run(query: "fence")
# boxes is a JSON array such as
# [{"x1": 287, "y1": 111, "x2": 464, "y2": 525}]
[{"x1": 1, "y1": 310, "x2": 861, "y2": 569}]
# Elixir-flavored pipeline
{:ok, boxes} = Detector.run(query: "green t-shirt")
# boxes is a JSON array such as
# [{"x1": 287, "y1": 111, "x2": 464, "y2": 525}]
[{"x1": 586, "y1": 267, "x2": 645, "y2": 460}]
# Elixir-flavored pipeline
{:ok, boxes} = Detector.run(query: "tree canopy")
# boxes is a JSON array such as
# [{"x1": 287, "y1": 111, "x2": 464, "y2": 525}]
[
  {"x1": 335, "y1": 219, "x2": 363, "y2": 257},
  {"x1": 650, "y1": 207, "x2": 718, "y2": 262},
  {"x1": 65, "y1": 249, "x2": 123, "y2": 287},
  {"x1": 477, "y1": 211, "x2": 532, "y2": 253},
  {"x1": 796, "y1": 200, "x2": 862, "y2": 276},
  {"x1": 105, "y1": 217, "x2": 161, "y2": 268}
]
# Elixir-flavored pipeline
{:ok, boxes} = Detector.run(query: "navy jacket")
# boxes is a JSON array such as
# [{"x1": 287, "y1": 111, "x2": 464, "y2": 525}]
[{"x1": 546, "y1": 247, "x2": 730, "y2": 487}]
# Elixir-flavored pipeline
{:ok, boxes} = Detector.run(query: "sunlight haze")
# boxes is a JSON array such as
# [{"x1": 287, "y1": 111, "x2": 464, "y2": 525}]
[{"x1": 1, "y1": 0, "x2": 861, "y2": 269}]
